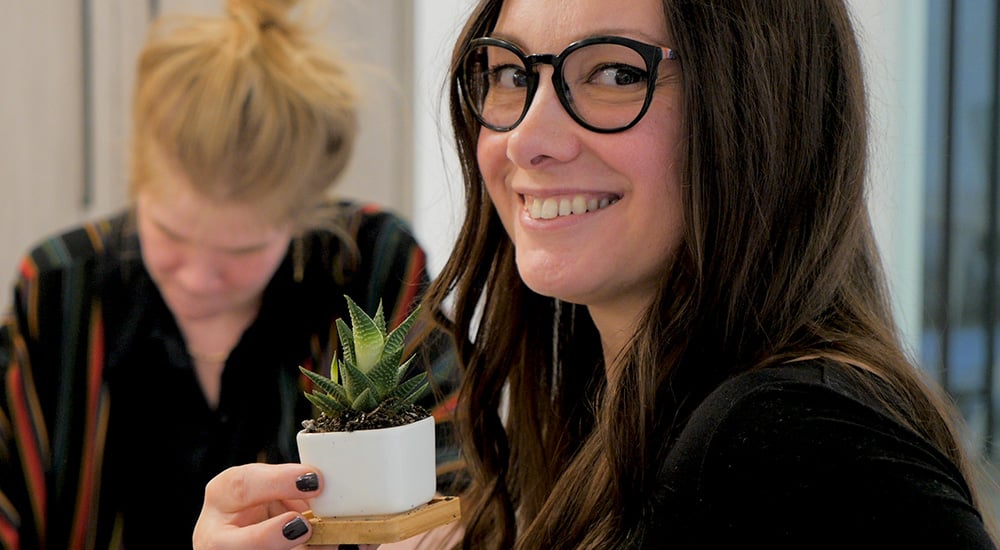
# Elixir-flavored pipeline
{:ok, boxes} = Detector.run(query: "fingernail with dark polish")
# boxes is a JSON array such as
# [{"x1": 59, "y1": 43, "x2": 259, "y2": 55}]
[
  {"x1": 340, "y1": 545, "x2": 360, "y2": 550},
  {"x1": 296, "y1": 472, "x2": 319, "y2": 492},
  {"x1": 282, "y1": 517, "x2": 309, "y2": 540}
]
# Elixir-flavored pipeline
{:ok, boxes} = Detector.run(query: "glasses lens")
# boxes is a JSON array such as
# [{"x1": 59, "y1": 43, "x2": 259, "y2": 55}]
[
  {"x1": 561, "y1": 42, "x2": 651, "y2": 130},
  {"x1": 462, "y1": 44, "x2": 529, "y2": 130}
]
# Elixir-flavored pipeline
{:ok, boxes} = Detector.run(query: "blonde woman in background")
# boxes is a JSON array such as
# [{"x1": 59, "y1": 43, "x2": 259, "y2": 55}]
[{"x1": 0, "y1": 1, "x2": 458, "y2": 548}]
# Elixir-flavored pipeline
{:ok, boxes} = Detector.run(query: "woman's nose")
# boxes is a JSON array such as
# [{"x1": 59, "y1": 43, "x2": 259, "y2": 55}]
[
  {"x1": 176, "y1": 249, "x2": 225, "y2": 293},
  {"x1": 504, "y1": 69, "x2": 581, "y2": 168}
]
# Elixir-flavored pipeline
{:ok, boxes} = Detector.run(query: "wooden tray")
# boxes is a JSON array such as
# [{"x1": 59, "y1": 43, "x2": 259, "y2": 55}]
[{"x1": 304, "y1": 496, "x2": 461, "y2": 545}]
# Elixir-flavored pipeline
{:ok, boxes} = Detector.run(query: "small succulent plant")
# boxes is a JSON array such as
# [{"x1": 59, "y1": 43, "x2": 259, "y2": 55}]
[{"x1": 299, "y1": 295, "x2": 429, "y2": 432}]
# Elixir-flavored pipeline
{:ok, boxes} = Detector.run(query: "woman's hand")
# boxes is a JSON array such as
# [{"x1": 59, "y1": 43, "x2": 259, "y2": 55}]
[{"x1": 193, "y1": 462, "x2": 374, "y2": 549}]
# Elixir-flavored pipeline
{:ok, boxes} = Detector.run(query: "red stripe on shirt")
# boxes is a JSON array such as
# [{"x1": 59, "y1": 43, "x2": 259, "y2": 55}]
[
  {"x1": 16, "y1": 257, "x2": 36, "y2": 281},
  {"x1": 0, "y1": 518, "x2": 19, "y2": 549},
  {"x1": 432, "y1": 392, "x2": 459, "y2": 422},
  {"x1": 70, "y1": 304, "x2": 107, "y2": 550},
  {"x1": 6, "y1": 362, "x2": 47, "y2": 544}
]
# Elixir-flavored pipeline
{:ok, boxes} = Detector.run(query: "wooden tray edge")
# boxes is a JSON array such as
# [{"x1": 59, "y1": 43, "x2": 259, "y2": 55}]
[{"x1": 305, "y1": 496, "x2": 461, "y2": 545}]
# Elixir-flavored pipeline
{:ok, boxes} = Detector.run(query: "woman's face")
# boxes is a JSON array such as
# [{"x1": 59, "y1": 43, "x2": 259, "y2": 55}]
[
  {"x1": 135, "y1": 149, "x2": 292, "y2": 324},
  {"x1": 478, "y1": 0, "x2": 685, "y2": 331}
]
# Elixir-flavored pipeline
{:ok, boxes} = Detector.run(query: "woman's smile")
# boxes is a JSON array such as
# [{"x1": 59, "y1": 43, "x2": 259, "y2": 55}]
[{"x1": 522, "y1": 193, "x2": 621, "y2": 220}]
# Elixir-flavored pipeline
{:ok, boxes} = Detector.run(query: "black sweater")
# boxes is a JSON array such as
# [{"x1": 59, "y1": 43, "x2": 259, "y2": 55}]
[{"x1": 647, "y1": 359, "x2": 995, "y2": 548}]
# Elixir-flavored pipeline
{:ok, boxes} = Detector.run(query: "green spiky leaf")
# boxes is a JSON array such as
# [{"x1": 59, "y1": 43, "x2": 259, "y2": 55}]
[
  {"x1": 381, "y1": 306, "x2": 420, "y2": 376},
  {"x1": 335, "y1": 318, "x2": 355, "y2": 373},
  {"x1": 300, "y1": 366, "x2": 353, "y2": 412},
  {"x1": 300, "y1": 366, "x2": 341, "y2": 396},
  {"x1": 373, "y1": 301, "x2": 386, "y2": 337},
  {"x1": 341, "y1": 356, "x2": 381, "y2": 405},
  {"x1": 305, "y1": 391, "x2": 347, "y2": 417},
  {"x1": 367, "y1": 306, "x2": 420, "y2": 394},
  {"x1": 345, "y1": 296, "x2": 384, "y2": 373},
  {"x1": 396, "y1": 383, "x2": 430, "y2": 411},
  {"x1": 394, "y1": 355, "x2": 417, "y2": 385},
  {"x1": 387, "y1": 372, "x2": 430, "y2": 408},
  {"x1": 368, "y1": 357, "x2": 399, "y2": 398},
  {"x1": 351, "y1": 387, "x2": 379, "y2": 412}
]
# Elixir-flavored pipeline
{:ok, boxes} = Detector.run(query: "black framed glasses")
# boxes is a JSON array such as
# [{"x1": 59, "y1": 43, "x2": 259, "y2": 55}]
[{"x1": 458, "y1": 35, "x2": 678, "y2": 134}]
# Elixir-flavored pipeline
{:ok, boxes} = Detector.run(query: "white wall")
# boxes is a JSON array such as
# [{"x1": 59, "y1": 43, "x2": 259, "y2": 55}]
[
  {"x1": 411, "y1": 0, "x2": 473, "y2": 276},
  {"x1": 0, "y1": 1, "x2": 148, "y2": 313}
]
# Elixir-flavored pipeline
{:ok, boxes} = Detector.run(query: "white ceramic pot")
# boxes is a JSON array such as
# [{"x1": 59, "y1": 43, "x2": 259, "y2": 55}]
[{"x1": 296, "y1": 415, "x2": 436, "y2": 517}]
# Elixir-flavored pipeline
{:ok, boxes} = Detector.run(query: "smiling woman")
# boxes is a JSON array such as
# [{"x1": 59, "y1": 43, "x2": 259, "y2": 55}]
[
  {"x1": 473, "y1": 0, "x2": 685, "y2": 361},
  {"x1": 428, "y1": 0, "x2": 998, "y2": 547}
]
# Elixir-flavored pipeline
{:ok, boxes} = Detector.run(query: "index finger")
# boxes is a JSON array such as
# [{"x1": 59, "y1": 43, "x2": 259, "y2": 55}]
[{"x1": 205, "y1": 463, "x2": 323, "y2": 513}]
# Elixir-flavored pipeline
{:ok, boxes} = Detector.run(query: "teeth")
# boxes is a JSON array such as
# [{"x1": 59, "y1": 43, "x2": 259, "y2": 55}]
[
  {"x1": 558, "y1": 198, "x2": 572, "y2": 216},
  {"x1": 529, "y1": 198, "x2": 542, "y2": 219},
  {"x1": 525, "y1": 194, "x2": 618, "y2": 220},
  {"x1": 541, "y1": 198, "x2": 559, "y2": 219}
]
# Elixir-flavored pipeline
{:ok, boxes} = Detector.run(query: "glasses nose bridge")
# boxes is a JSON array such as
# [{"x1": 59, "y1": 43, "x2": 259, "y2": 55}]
[
  {"x1": 522, "y1": 52, "x2": 566, "y2": 106},
  {"x1": 524, "y1": 52, "x2": 562, "y2": 86},
  {"x1": 524, "y1": 52, "x2": 559, "y2": 73}
]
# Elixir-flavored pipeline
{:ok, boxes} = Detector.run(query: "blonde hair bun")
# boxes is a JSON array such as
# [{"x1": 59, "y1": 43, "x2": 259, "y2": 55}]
[
  {"x1": 130, "y1": 0, "x2": 357, "y2": 231},
  {"x1": 226, "y1": 0, "x2": 300, "y2": 33}
]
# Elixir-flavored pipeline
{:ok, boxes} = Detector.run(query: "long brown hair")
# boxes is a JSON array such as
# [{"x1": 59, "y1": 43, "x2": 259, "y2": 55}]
[{"x1": 424, "y1": 0, "x2": 993, "y2": 547}]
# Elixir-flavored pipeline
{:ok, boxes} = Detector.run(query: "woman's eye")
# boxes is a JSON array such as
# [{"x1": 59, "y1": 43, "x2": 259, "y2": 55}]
[
  {"x1": 590, "y1": 64, "x2": 647, "y2": 87},
  {"x1": 491, "y1": 65, "x2": 529, "y2": 89}
]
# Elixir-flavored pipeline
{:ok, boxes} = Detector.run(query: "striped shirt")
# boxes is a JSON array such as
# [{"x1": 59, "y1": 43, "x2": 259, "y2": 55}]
[{"x1": 0, "y1": 201, "x2": 460, "y2": 549}]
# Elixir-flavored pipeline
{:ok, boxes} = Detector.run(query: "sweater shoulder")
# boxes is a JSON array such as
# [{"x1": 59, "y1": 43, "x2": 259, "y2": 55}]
[{"x1": 19, "y1": 213, "x2": 128, "y2": 278}]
